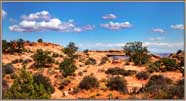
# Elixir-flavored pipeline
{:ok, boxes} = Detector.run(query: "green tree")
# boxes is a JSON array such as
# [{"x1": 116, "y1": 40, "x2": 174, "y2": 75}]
[
  {"x1": 38, "y1": 38, "x2": 43, "y2": 43},
  {"x1": 123, "y1": 41, "x2": 149, "y2": 65},
  {"x1": 2, "y1": 40, "x2": 8, "y2": 53},
  {"x1": 63, "y1": 42, "x2": 78, "y2": 58},
  {"x1": 3, "y1": 67, "x2": 52, "y2": 99},
  {"x1": 59, "y1": 58, "x2": 77, "y2": 77},
  {"x1": 32, "y1": 49, "x2": 54, "y2": 68}
]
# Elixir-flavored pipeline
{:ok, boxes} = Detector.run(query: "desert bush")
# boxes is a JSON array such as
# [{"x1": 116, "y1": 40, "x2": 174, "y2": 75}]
[
  {"x1": 83, "y1": 49, "x2": 89, "y2": 53},
  {"x1": 147, "y1": 61, "x2": 160, "y2": 73},
  {"x1": 2, "y1": 80, "x2": 9, "y2": 97},
  {"x1": 161, "y1": 58, "x2": 177, "y2": 71},
  {"x1": 78, "y1": 71, "x2": 83, "y2": 76},
  {"x1": 32, "y1": 49, "x2": 54, "y2": 68},
  {"x1": 3, "y1": 64, "x2": 15, "y2": 74},
  {"x1": 11, "y1": 59, "x2": 23, "y2": 64},
  {"x1": 107, "y1": 76, "x2": 128, "y2": 93},
  {"x1": 143, "y1": 75, "x2": 175, "y2": 99},
  {"x1": 125, "y1": 61, "x2": 129, "y2": 65},
  {"x1": 37, "y1": 38, "x2": 43, "y2": 43},
  {"x1": 59, "y1": 58, "x2": 77, "y2": 77},
  {"x1": 73, "y1": 87, "x2": 80, "y2": 93},
  {"x1": 59, "y1": 79, "x2": 71, "y2": 90},
  {"x1": 136, "y1": 71, "x2": 149, "y2": 80},
  {"x1": 123, "y1": 41, "x2": 149, "y2": 65},
  {"x1": 3, "y1": 67, "x2": 52, "y2": 99},
  {"x1": 33, "y1": 73, "x2": 54, "y2": 93},
  {"x1": 99, "y1": 56, "x2": 110, "y2": 65},
  {"x1": 63, "y1": 42, "x2": 78, "y2": 58},
  {"x1": 105, "y1": 67, "x2": 136, "y2": 76},
  {"x1": 52, "y1": 53, "x2": 59, "y2": 58},
  {"x1": 79, "y1": 75, "x2": 99, "y2": 90},
  {"x1": 85, "y1": 58, "x2": 97, "y2": 65},
  {"x1": 2, "y1": 39, "x2": 25, "y2": 54}
]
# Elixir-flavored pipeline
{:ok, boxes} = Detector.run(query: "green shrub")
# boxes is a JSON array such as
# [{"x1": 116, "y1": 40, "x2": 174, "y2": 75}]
[
  {"x1": 52, "y1": 53, "x2": 59, "y2": 58},
  {"x1": 85, "y1": 58, "x2": 97, "y2": 65},
  {"x1": 32, "y1": 49, "x2": 54, "y2": 68},
  {"x1": 63, "y1": 42, "x2": 78, "y2": 58},
  {"x1": 83, "y1": 49, "x2": 89, "y2": 53},
  {"x1": 105, "y1": 67, "x2": 136, "y2": 76},
  {"x1": 136, "y1": 71, "x2": 149, "y2": 80},
  {"x1": 59, "y1": 79, "x2": 71, "y2": 90},
  {"x1": 123, "y1": 41, "x2": 149, "y2": 65},
  {"x1": 59, "y1": 58, "x2": 77, "y2": 77},
  {"x1": 161, "y1": 58, "x2": 177, "y2": 71},
  {"x1": 144, "y1": 75, "x2": 175, "y2": 99},
  {"x1": 3, "y1": 64, "x2": 15, "y2": 74},
  {"x1": 99, "y1": 56, "x2": 110, "y2": 65},
  {"x1": 37, "y1": 38, "x2": 43, "y2": 43},
  {"x1": 107, "y1": 76, "x2": 128, "y2": 93},
  {"x1": 3, "y1": 67, "x2": 52, "y2": 99},
  {"x1": 33, "y1": 73, "x2": 54, "y2": 93},
  {"x1": 79, "y1": 75, "x2": 99, "y2": 90},
  {"x1": 147, "y1": 61, "x2": 160, "y2": 73},
  {"x1": 73, "y1": 87, "x2": 80, "y2": 93}
]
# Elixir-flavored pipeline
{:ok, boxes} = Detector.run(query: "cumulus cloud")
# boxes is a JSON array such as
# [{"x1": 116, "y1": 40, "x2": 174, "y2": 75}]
[
  {"x1": 149, "y1": 37, "x2": 165, "y2": 41},
  {"x1": 152, "y1": 28, "x2": 165, "y2": 33},
  {"x1": 102, "y1": 14, "x2": 117, "y2": 20},
  {"x1": 170, "y1": 24, "x2": 184, "y2": 30},
  {"x1": 21, "y1": 10, "x2": 51, "y2": 21},
  {"x1": 100, "y1": 21, "x2": 132, "y2": 30},
  {"x1": 9, "y1": 10, "x2": 95, "y2": 32},
  {"x1": 2, "y1": 9, "x2": 7, "y2": 18}
]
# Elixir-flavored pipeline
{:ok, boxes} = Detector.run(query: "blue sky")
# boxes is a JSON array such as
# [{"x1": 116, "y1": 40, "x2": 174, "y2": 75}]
[{"x1": 2, "y1": 2, "x2": 184, "y2": 53}]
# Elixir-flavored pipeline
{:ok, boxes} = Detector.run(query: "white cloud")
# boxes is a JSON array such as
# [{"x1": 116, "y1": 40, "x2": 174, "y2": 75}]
[
  {"x1": 102, "y1": 14, "x2": 117, "y2": 20},
  {"x1": 149, "y1": 37, "x2": 165, "y2": 41},
  {"x1": 21, "y1": 10, "x2": 51, "y2": 21},
  {"x1": 152, "y1": 28, "x2": 165, "y2": 33},
  {"x1": 2, "y1": 9, "x2": 7, "y2": 18},
  {"x1": 9, "y1": 10, "x2": 95, "y2": 32},
  {"x1": 100, "y1": 21, "x2": 132, "y2": 30},
  {"x1": 170, "y1": 24, "x2": 184, "y2": 30},
  {"x1": 143, "y1": 42, "x2": 183, "y2": 47}
]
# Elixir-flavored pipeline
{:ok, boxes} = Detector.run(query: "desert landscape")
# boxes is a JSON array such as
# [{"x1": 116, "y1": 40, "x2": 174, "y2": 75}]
[
  {"x1": 2, "y1": 2, "x2": 184, "y2": 99},
  {"x1": 2, "y1": 39, "x2": 184, "y2": 99}
]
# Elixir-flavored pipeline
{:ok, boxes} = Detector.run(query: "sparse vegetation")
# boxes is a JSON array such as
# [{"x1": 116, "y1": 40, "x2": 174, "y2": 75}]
[
  {"x1": 32, "y1": 49, "x2": 54, "y2": 68},
  {"x1": 3, "y1": 64, "x2": 15, "y2": 74},
  {"x1": 59, "y1": 79, "x2": 71, "y2": 90},
  {"x1": 99, "y1": 56, "x2": 110, "y2": 65},
  {"x1": 136, "y1": 71, "x2": 149, "y2": 80},
  {"x1": 3, "y1": 67, "x2": 52, "y2": 99},
  {"x1": 2, "y1": 39, "x2": 26, "y2": 54},
  {"x1": 144, "y1": 75, "x2": 175, "y2": 99},
  {"x1": 63, "y1": 42, "x2": 78, "y2": 58},
  {"x1": 161, "y1": 58, "x2": 177, "y2": 71},
  {"x1": 105, "y1": 67, "x2": 136, "y2": 76},
  {"x1": 79, "y1": 75, "x2": 99, "y2": 90},
  {"x1": 107, "y1": 76, "x2": 128, "y2": 93},
  {"x1": 147, "y1": 61, "x2": 161, "y2": 73},
  {"x1": 33, "y1": 73, "x2": 55, "y2": 93},
  {"x1": 85, "y1": 58, "x2": 97, "y2": 65},
  {"x1": 123, "y1": 41, "x2": 149, "y2": 65},
  {"x1": 59, "y1": 58, "x2": 77, "y2": 77}
]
